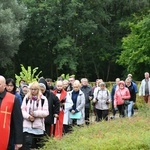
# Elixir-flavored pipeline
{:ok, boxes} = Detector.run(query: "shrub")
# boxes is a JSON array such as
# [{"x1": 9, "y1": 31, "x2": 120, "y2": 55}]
[{"x1": 15, "y1": 64, "x2": 42, "y2": 85}]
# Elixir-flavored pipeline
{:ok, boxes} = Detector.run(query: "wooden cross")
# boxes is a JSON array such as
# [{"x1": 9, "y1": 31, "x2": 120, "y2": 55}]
[{"x1": 1, "y1": 106, "x2": 11, "y2": 128}]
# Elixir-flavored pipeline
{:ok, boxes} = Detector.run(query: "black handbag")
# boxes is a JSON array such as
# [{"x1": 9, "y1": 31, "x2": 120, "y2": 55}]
[{"x1": 124, "y1": 100, "x2": 130, "y2": 105}]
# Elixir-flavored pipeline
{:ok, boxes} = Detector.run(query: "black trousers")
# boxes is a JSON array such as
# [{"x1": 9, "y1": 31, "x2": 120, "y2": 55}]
[
  {"x1": 45, "y1": 124, "x2": 51, "y2": 136},
  {"x1": 45, "y1": 124, "x2": 55, "y2": 137},
  {"x1": 85, "y1": 108, "x2": 90, "y2": 125},
  {"x1": 22, "y1": 132, "x2": 44, "y2": 150},
  {"x1": 63, "y1": 124, "x2": 72, "y2": 134},
  {"x1": 117, "y1": 104, "x2": 125, "y2": 117},
  {"x1": 95, "y1": 109, "x2": 109, "y2": 121}
]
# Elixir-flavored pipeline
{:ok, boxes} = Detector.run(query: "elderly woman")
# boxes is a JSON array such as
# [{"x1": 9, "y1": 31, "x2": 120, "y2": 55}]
[
  {"x1": 68, "y1": 80, "x2": 85, "y2": 126},
  {"x1": 93, "y1": 82, "x2": 111, "y2": 121},
  {"x1": 21, "y1": 82, "x2": 49, "y2": 149},
  {"x1": 39, "y1": 82, "x2": 60, "y2": 137},
  {"x1": 114, "y1": 81, "x2": 131, "y2": 117}
]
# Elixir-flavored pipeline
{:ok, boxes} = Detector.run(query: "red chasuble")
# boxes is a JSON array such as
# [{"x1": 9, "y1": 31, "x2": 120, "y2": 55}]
[
  {"x1": 53, "y1": 89, "x2": 67, "y2": 138},
  {"x1": 0, "y1": 92, "x2": 15, "y2": 150}
]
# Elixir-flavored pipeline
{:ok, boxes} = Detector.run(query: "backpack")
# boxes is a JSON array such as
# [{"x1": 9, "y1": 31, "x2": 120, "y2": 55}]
[{"x1": 96, "y1": 89, "x2": 109, "y2": 100}]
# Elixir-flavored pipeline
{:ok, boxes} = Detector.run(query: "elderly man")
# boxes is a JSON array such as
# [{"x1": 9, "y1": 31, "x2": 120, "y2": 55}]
[
  {"x1": 80, "y1": 78, "x2": 93, "y2": 125},
  {"x1": 111, "y1": 78, "x2": 120, "y2": 119},
  {"x1": 125, "y1": 78, "x2": 136, "y2": 117},
  {"x1": 127, "y1": 74, "x2": 138, "y2": 93},
  {"x1": 0, "y1": 75, "x2": 23, "y2": 150},
  {"x1": 53, "y1": 81, "x2": 67, "y2": 138},
  {"x1": 139, "y1": 72, "x2": 150, "y2": 103}
]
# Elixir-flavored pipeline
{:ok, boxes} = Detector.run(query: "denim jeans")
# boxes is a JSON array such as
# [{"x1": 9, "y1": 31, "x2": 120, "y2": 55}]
[{"x1": 127, "y1": 101, "x2": 133, "y2": 117}]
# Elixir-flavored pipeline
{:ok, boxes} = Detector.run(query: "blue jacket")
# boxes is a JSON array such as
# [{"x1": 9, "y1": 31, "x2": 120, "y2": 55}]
[
  {"x1": 15, "y1": 92, "x2": 22, "y2": 105},
  {"x1": 132, "y1": 82, "x2": 138, "y2": 93},
  {"x1": 111, "y1": 84, "x2": 117, "y2": 101}
]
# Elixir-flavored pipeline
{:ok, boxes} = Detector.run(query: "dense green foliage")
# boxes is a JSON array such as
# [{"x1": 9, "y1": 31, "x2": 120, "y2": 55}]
[
  {"x1": 117, "y1": 12, "x2": 150, "y2": 79},
  {"x1": 0, "y1": 0, "x2": 27, "y2": 68},
  {"x1": 42, "y1": 105, "x2": 150, "y2": 150},
  {"x1": 0, "y1": 0, "x2": 149, "y2": 81}
]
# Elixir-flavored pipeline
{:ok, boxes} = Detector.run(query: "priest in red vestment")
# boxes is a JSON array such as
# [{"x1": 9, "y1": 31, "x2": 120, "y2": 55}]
[
  {"x1": 53, "y1": 80, "x2": 67, "y2": 138},
  {"x1": 0, "y1": 75, "x2": 23, "y2": 150}
]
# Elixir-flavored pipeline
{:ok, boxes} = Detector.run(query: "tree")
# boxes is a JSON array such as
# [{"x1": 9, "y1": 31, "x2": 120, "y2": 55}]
[
  {"x1": 0, "y1": 0, "x2": 27, "y2": 69},
  {"x1": 16, "y1": 0, "x2": 149, "y2": 81},
  {"x1": 76, "y1": 0, "x2": 150, "y2": 80},
  {"x1": 117, "y1": 13, "x2": 150, "y2": 79},
  {"x1": 17, "y1": 0, "x2": 111, "y2": 80}
]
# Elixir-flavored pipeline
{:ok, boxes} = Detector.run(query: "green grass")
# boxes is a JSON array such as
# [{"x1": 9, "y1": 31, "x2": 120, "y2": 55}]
[{"x1": 42, "y1": 106, "x2": 150, "y2": 150}]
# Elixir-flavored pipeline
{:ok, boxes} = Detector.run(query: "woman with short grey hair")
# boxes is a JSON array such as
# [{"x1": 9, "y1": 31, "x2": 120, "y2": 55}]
[
  {"x1": 93, "y1": 82, "x2": 111, "y2": 121},
  {"x1": 68, "y1": 80, "x2": 85, "y2": 125}
]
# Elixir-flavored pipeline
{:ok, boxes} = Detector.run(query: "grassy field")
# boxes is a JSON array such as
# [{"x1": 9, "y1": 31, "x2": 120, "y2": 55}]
[{"x1": 42, "y1": 105, "x2": 150, "y2": 150}]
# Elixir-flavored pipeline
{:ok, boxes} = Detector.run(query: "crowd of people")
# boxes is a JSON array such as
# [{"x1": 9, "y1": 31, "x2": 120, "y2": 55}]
[{"x1": 0, "y1": 72, "x2": 149, "y2": 149}]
